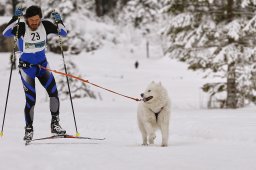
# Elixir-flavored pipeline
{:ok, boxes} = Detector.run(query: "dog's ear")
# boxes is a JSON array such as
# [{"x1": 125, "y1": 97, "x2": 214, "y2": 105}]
[{"x1": 151, "y1": 81, "x2": 155, "y2": 84}]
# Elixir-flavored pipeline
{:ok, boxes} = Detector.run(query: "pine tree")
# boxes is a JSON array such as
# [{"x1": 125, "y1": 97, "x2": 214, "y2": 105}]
[
  {"x1": 42, "y1": 0, "x2": 102, "y2": 54},
  {"x1": 56, "y1": 60, "x2": 97, "y2": 100},
  {"x1": 118, "y1": 0, "x2": 163, "y2": 28},
  {"x1": 163, "y1": 0, "x2": 256, "y2": 108}
]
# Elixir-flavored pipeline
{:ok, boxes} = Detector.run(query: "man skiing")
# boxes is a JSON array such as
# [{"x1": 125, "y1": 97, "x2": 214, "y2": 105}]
[{"x1": 2, "y1": 5, "x2": 67, "y2": 142}]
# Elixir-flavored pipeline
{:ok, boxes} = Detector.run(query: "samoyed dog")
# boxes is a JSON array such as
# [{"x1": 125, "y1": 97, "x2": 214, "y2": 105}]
[{"x1": 137, "y1": 81, "x2": 171, "y2": 147}]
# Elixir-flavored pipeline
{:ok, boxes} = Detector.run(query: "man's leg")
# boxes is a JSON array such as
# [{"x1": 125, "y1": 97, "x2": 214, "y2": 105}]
[
  {"x1": 37, "y1": 67, "x2": 59, "y2": 116},
  {"x1": 37, "y1": 66, "x2": 66, "y2": 135},
  {"x1": 19, "y1": 68, "x2": 36, "y2": 141}
]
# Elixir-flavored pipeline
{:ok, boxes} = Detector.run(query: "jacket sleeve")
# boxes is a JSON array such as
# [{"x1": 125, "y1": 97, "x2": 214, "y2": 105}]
[
  {"x1": 2, "y1": 16, "x2": 18, "y2": 37},
  {"x1": 42, "y1": 20, "x2": 68, "y2": 37},
  {"x1": 2, "y1": 16, "x2": 25, "y2": 38}
]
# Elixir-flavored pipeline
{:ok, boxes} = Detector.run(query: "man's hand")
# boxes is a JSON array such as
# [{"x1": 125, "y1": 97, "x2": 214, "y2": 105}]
[
  {"x1": 14, "y1": 7, "x2": 23, "y2": 17},
  {"x1": 51, "y1": 12, "x2": 62, "y2": 24}
]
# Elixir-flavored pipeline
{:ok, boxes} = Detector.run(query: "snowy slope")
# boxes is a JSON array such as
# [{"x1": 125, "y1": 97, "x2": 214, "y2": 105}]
[
  {"x1": 0, "y1": 18, "x2": 256, "y2": 170},
  {"x1": 0, "y1": 45, "x2": 256, "y2": 170}
]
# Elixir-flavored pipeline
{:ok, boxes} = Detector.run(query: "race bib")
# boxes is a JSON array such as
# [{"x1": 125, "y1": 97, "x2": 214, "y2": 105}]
[{"x1": 23, "y1": 23, "x2": 47, "y2": 53}]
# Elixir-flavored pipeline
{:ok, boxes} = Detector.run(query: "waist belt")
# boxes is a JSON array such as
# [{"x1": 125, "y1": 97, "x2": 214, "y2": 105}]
[{"x1": 18, "y1": 60, "x2": 47, "y2": 69}]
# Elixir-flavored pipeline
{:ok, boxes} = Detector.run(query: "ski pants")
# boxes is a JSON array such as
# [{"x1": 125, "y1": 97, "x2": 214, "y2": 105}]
[{"x1": 19, "y1": 60, "x2": 60, "y2": 126}]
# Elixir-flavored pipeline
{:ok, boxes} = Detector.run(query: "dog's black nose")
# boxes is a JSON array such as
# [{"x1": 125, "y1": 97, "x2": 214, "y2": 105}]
[{"x1": 140, "y1": 93, "x2": 144, "y2": 97}]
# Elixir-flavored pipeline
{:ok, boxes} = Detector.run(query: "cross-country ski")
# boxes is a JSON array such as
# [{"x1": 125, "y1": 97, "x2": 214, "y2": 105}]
[{"x1": 25, "y1": 134, "x2": 105, "y2": 145}]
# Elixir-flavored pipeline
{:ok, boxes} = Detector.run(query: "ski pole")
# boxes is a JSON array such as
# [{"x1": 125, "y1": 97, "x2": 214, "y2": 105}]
[
  {"x1": 1, "y1": 17, "x2": 20, "y2": 137},
  {"x1": 54, "y1": 13, "x2": 80, "y2": 137}
]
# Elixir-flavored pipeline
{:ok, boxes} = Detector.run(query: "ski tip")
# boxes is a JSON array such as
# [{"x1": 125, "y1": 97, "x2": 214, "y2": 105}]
[
  {"x1": 0, "y1": 131, "x2": 3, "y2": 137},
  {"x1": 75, "y1": 132, "x2": 80, "y2": 137}
]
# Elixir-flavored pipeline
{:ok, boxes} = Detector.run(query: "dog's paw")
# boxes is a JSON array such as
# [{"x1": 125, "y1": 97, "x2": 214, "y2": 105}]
[
  {"x1": 149, "y1": 139, "x2": 154, "y2": 144},
  {"x1": 161, "y1": 143, "x2": 168, "y2": 147},
  {"x1": 142, "y1": 143, "x2": 148, "y2": 146},
  {"x1": 149, "y1": 136, "x2": 156, "y2": 144}
]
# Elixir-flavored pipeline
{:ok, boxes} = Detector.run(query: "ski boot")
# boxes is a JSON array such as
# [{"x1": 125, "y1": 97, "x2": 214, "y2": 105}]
[
  {"x1": 24, "y1": 124, "x2": 33, "y2": 145},
  {"x1": 51, "y1": 115, "x2": 66, "y2": 135}
]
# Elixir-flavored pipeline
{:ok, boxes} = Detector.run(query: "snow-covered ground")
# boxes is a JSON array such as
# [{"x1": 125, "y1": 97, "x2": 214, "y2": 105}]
[{"x1": 1, "y1": 20, "x2": 256, "y2": 170}]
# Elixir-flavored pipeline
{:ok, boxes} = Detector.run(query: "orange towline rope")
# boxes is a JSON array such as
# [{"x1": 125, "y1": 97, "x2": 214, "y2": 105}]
[{"x1": 39, "y1": 65, "x2": 141, "y2": 102}]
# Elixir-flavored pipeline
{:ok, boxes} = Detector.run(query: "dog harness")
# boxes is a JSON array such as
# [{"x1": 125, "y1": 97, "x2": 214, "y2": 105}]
[{"x1": 152, "y1": 106, "x2": 164, "y2": 121}]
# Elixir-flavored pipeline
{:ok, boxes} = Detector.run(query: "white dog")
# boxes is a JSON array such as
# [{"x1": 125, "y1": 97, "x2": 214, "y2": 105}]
[{"x1": 137, "y1": 81, "x2": 171, "y2": 147}]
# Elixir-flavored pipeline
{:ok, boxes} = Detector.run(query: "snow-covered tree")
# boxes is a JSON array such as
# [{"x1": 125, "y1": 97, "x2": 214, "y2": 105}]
[
  {"x1": 118, "y1": 0, "x2": 164, "y2": 28},
  {"x1": 163, "y1": 0, "x2": 256, "y2": 108},
  {"x1": 56, "y1": 60, "x2": 97, "y2": 100}
]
